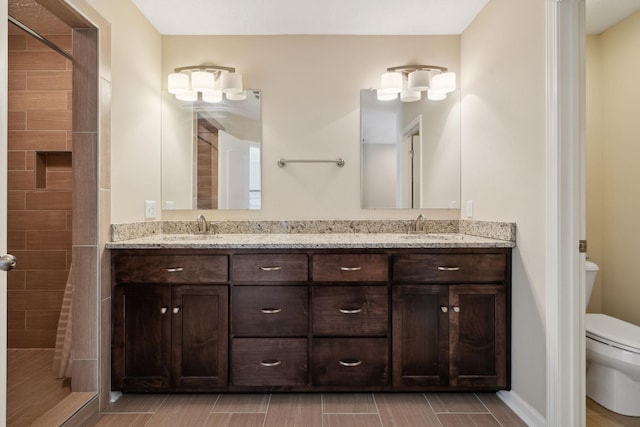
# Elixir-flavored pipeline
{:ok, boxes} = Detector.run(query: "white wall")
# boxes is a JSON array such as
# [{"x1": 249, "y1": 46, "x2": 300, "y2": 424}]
[
  {"x1": 161, "y1": 35, "x2": 461, "y2": 220},
  {"x1": 461, "y1": 0, "x2": 547, "y2": 418},
  {"x1": 86, "y1": 0, "x2": 162, "y2": 224}
]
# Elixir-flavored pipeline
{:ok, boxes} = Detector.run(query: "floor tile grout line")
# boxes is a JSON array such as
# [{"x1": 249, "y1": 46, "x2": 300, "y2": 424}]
[
  {"x1": 260, "y1": 393, "x2": 271, "y2": 427},
  {"x1": 422, "y1": 393, "x2": 445, "y2": 427},
  {"x1": 371, "y1": 393, "x2": 384, "y2": 427},
  {"x1": 474, "y1": 392, "x2": 507, "y2": 427}
]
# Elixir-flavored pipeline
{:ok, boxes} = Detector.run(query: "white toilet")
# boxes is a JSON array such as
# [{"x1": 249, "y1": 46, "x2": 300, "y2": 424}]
[{"x1": 585, "y1": 260, "x2": 640, "y2": 416}]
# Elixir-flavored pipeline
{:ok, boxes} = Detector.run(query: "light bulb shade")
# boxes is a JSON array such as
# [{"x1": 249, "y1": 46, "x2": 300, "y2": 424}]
[
  {"x1": 226, "y1": 91, "x2": 247, "y2": 101},
  {"x1": 220, "y1": 72, "x2": 243, "y2": 94},
  {"x1": 376, "y1": 89, "x2": 397, "y2": 101},
  {"x1": 168, "y1": 72, "x2": 189, "y2": 94},
  {"x1": 381, "y1": 72, "x2": 402, "y2": 94},
  {"x1": 400, "y1": 89, "x2": 421, "y2": 102},
  {"x1": 408, "y1": 69, "x2": 431, "y2": 91},
  {"x1": 191, "y1": 70, "x2": 215, "y2": 92},
  {"x1": 175, "y1": 89, "x2": 198, "y2": 102},
  {"x1": 202, "y1": 90, "x2": 223, "y2": 103},
  {"x1": 427, "y1": 89, "x2": 446, "y2": 101},
  {"x1": 431, "y1": 71, "x2": 456, "y2": 94}
]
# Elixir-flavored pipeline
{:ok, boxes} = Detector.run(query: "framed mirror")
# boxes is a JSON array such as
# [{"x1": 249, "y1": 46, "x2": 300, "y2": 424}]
[
  {"x1": 360, "y1": 89, "x2": 460, "y2": 209},
  {"x1": 161, "y1": 90, "x2": 262, "y2": 210}
]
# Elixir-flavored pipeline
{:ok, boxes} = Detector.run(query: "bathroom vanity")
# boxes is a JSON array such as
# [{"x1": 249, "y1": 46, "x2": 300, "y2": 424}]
[{"x1": 109, "y1": 231, "x2": 512, "y2": 393}]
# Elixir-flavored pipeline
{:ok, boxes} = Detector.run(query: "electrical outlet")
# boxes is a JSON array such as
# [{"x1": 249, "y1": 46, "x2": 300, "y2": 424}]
[
  {"x1": 466, "y1": 200, "x2": 473, "y2": 218},
  {"x1": 145, "y1": 200, "x2": 157, "y2": 219}
]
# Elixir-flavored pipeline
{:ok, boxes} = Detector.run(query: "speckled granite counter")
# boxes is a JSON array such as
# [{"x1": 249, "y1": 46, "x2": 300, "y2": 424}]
[{"x1": 106, "y1": 219, "x2": 516, "y2": 249}]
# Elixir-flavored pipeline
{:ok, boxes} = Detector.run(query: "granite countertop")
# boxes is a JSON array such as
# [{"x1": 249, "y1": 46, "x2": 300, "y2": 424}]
[{"x1": 105, "y1": 232, "x2": 515, "y2": 249}]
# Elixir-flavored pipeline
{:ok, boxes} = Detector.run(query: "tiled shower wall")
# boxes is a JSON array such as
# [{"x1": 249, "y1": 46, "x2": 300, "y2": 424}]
[{"x1": 7, "y1": 23, "x2": 73, "y2": 348}]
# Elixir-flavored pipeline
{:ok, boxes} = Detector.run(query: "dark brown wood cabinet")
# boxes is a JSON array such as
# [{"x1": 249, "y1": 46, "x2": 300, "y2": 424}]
[
  {"x1": 111, "y1": 247, "x2": 510, "y2": 393},
  {"x1": 112, "y1": 253, "x2": 229, "y2": 392},
  {"x1": 392, "y1": 252, "x2": 510, "y2": 391}
]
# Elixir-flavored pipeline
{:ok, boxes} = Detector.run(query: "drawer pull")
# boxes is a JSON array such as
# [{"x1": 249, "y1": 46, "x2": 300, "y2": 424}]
[
  {"x1": 340, "y1": 266, "x2": 362, "y2": 271},
  {"x1": 437, "y1": 266, "x2": 461, "y2": 271},
  {"x1": 339, "y1": 359, "x2": 362, "y2": 367},
  {"x1": 261, "y1": 308, "x2": 282, "y2": 314},
  {"x1": 160, "y1": 306, "x2": 169, "y2": 314},
  {"x1": 165, "y1": 267, "x2": 184, "y2": 272},
  {"x1": 172, "y1": 306, "x2": 180, "y2": 314},
  {"x1": 452, "y1": 306, "x2": 461, "y2": 313},
  {"x1": 440, "y1": 305, "x2": 448, "y2": 313},
  {"x1": 259, "y1": 266, "x2": 282, "y2": 271},
  {"x1": 338, "y1": 307, "x2": 363, "y2": 314},
  {"x1": 260, "y1": 360, "x2": 282, "y2": 367}
]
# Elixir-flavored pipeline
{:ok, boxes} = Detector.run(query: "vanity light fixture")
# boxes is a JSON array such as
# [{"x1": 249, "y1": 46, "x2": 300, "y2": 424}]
[
  {"x1": 167, "y1": 64, "x2": 244, "y2": 103},
  {"x1": 377, "y1": 65, "x2": 456, "y2": 102}
]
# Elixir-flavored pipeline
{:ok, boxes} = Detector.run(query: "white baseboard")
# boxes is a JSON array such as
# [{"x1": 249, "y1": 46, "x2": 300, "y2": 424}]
[{"x1": 497, "y1": 390, "x2": 546, "y2": 427}]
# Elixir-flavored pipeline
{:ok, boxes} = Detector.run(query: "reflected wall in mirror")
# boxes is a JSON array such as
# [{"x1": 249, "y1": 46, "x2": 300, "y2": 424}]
[
  {"x1": 162, "y1": 90, "x2": 261, "y2": 210},
  {"x1": 360, "y1": 89, "x2": 460, "y2": 209}
]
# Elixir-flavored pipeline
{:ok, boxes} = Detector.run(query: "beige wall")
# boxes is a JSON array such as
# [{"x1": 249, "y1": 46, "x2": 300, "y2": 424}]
[
  {"x1": 586, "y1": 11, "x2": 640, "y2": 325},
  {"x1": 461, "y1": 0, "x2": 547, "y2": 417},
  {"x1": 86, "y1": 0, "x2": 162, "y2": 224},
  {"x1": 161, "y1": 35, "x2": 461, "y2": 221}
]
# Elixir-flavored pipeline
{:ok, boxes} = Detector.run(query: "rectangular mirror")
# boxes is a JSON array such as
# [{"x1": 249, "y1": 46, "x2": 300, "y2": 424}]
[
  {"x1": 161, "y1": 90, "x2": 262, "y2": 210},
  {"x1": 360, "y1": 89, "x2": 460, "y2": 209}
]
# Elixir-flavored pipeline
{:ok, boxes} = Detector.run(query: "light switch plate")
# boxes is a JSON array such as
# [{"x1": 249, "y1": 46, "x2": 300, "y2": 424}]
[
  {"x1": 466, "y1": 200, "x2": 473, "y2": 218},
  {"x1": 145, "y1": 200, "x2": 157, "y2": 219}
]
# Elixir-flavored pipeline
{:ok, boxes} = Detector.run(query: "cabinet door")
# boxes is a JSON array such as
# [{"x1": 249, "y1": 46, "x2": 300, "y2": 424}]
[
  {"x1": 112, "y1": 284, "x2": 171, "y2": 391},
  {"x1": 449, "y1": 284, "x2": 507, "y2": 389},
  {"x1": 171, "y1": 285, "x2": 229, "y2": 390},
  {"x1": 392, "y1": 285, "x2": 448, "y2": 387}
]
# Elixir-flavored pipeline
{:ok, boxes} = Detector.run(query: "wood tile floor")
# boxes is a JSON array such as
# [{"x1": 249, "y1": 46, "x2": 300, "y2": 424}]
[
  {"x1": 587, "y1": 398, "x2": 640, "y2": 427},
  {"x1": 93, "y1": 392, "x2": 528, "y2": 426},
  {"x1": 7, "y1": 349, "x2": 71, "y2": 427}
]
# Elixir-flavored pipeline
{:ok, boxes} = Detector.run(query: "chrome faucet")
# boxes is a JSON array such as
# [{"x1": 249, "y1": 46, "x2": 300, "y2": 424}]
[
  {"x1": 196, "y1": 214, "x2": 209, "y2": 234},
  {"x1": 414, "y1": 214, "x2": 426, "y2": 233}
]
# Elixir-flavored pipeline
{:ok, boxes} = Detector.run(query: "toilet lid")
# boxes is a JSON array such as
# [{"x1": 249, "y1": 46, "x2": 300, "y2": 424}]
[{"x1": 586, "y1": 313, "x2": 640, "y2": 353}]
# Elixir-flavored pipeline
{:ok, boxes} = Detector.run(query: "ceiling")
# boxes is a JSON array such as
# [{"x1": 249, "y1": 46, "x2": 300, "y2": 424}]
[{"x1": 130, "y1": 0, "x2": 640, "y2": 36}]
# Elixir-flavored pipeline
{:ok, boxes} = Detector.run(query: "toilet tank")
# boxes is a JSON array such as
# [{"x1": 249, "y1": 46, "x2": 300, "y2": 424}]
[{"x1": 585, "y1": 260, "x2": 599, "y2": 307}]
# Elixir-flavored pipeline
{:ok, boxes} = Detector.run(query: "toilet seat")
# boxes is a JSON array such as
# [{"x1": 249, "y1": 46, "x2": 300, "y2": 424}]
[{"x1": 586, "y1": 313, "x2": 640, "y2": 355}]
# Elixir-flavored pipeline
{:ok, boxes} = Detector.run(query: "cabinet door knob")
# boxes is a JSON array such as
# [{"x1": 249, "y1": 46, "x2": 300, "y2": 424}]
[
  {"x1": 339, "y1": 307, "x2": 363, "y2": 314},
  {"x1": 260, "y1": 360, "x2": 282, "y2": 367},
  {"x1": 340, "y1": 266, "x2": 362, "y2": 271},
  {"x1": 261, "y1": 308, "x2": 282, "y2": 314},
  {"x1": 452, "y1": 306, "x2": 461, "y2": 313},
  {"x1": 160, "y1": 306, "x2": 169, "y2": 314},
  {"x1": 259, "y1": 266, "x2": 282, "y2": 271},
  {"x1": 440, "y1": 305, "x2": 448, "y2": 313},
  {"x1": 339, "y1": 359, "x2": 362, "y2": 367},
  {"x1": 172, "y1": 306, "x2": 181, "y2": 314},
  {"x1": 165, "y1": 267, "x2": 183, "y2": 272}
]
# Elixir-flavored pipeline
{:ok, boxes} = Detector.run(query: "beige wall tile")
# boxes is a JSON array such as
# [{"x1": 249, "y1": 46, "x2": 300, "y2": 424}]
[
  {"x1": 27, "y1": 110, "x2": 72, "y2": 130},
  {"x1": 26, "y1": 191, "x2": 72, "y2": 210},
  {"x1": 27, "y1": 70, "x2": 73, "y2": 91},
  {"x1": 8, "y1": 130, "x2": 68, "y2": 150},
  {"x1": 72, "y1": 245, "x2": 98, "y2": 359},
  {"x1": 8, "y1": 51, "x2": 68, "y2": 71}
]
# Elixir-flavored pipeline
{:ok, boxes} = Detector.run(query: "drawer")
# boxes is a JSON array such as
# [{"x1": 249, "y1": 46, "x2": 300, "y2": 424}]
[
  {"x1": 232, "y1": 286, "x2": 308, "y2": 337},
  {"x1": 231, "y1": 338, "x2": 308, "y2": 386},
  {"x1": 113, "y1": 255, "x2": 228, "y2": 283},
  {"x1": 312, "y1": 254, "x2": 388, "y2": 282},
  {"x1": 311, "y1": 338, "x2": 388, "y2": 386},
  {"x1": 393, "y1": 254, "x2": 506, "y2": 283},
  {"x1": 232, "y1": 254, "x2": 308, "y2": 282},
  {"x1": 312, "y1": 286, "x2": 388, "y2": 336}
]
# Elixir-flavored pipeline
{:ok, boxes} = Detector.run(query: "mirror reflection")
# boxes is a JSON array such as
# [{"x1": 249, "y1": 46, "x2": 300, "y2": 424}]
[
  {"x1": 161, "y1": 90, "x2": 261, "y2": 210},
  {"x1": 360, "y1": 89, "x2": 460, "y2": 209}
]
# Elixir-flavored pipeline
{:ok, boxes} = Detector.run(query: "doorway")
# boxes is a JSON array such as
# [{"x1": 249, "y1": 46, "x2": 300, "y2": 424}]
[{"x1": 4, "y1": 0, "x2": 103, "y2": 423}]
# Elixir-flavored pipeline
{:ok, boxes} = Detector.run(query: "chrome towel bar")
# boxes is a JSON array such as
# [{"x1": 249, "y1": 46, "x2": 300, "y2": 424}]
[{"x1": 277, "y1": 158, "x2": 345, "y2": 168}]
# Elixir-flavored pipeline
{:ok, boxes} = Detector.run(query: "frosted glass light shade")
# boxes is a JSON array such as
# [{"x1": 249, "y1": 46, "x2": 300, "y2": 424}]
[
  {"x1": 226, "y1": 91, "x2": 247, "y2": 101},
  {"x1": 202, "y1": 90, "x2": 223, "y2": 103},
  {"x1": 220, "y1": 72, "x2": 243, "y2": 94},
  {"x1": 191, "y1": 70, "x2": 215, "y2": 92},
  {"x1": 176, "y1": 89, "x2": 198, "y2": 102},
  {"x1": 408, "y1": 70, "x2": 430, "y2": 91},
  {"x1": 381, "y1": 72, "x2": 402, "y2": 94},
  {"x1": 168, "y1": 72, "x2": 189, "y2": 94},
  {"x1": 377, "y1": 89, "x2": 397, "y2": 101},
  {"x1": 431, "y1": 71, "x2": 456, "y2": 93},
  {"x1": 400, "y1": 89, "x2": 421, "y2": 102},
  {"x1": 427, "y1": 89, "x2": 446, "y2": 101}
]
